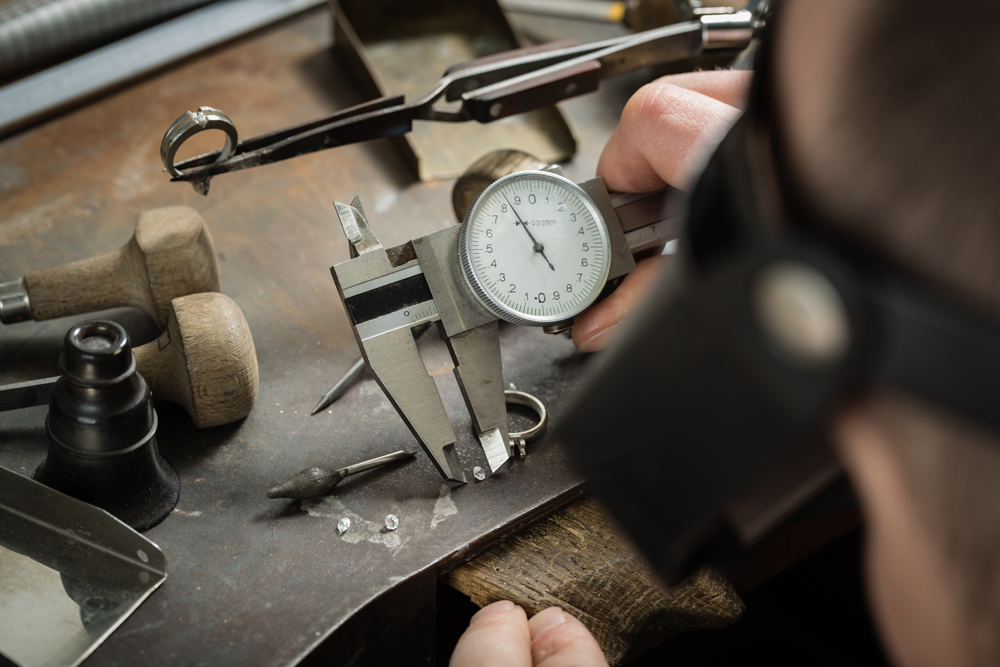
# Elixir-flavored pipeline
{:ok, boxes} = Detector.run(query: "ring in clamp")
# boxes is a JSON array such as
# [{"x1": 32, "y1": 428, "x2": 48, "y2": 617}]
[
  {"x1": 160, "y1": 106, "x2": 238, "y2": 178},
  {"x1": 505, "y1": 390, "x2": 547, "y2": 457}
]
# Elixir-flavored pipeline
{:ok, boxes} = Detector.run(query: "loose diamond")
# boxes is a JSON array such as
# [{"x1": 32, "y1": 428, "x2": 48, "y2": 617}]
[
  {"x1": 385, "y1": 514, "x2": 399, "y2": 531},
  {"x1": 337, "y1": 518, "x2": 350, "y2": 535},
  {"x1": 473, "y1": 466, "x2": 486, "y2": 481}
]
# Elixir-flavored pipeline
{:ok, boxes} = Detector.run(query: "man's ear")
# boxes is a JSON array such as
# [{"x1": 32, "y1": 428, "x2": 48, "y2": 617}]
[{"x1": 832, "y1": 400, "x2": 973, "y2": 667}]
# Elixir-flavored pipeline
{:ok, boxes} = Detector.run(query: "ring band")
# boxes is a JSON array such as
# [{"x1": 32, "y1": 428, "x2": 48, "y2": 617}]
[
  {"x1": 505, "y1": 389, "x2": 547, "y2": 456},
  {"x1": 160, "y1": 106, "x2": 238, "y2": 177}
]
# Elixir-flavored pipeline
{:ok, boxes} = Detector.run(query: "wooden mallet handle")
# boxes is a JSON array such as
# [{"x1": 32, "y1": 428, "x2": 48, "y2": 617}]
[
  {"x1": 133, "y1": 292, "x2": 258, "y2": 428},
  {"x1": 24, "y1": 207, "x2": 220, "y2": 329}
]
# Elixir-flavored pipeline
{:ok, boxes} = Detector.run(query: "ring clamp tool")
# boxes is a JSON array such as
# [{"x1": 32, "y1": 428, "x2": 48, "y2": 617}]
[{"x1": 159, "y1": 11, "x2": 759, "y2": 194}]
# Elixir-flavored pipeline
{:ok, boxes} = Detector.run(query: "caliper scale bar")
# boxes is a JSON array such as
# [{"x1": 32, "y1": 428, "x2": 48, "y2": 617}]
[
  {"x1": 330, "y1": 182, "x2": 682, "y2": 482},
  {"x1": 331, "y1": 197, "x2": 508, "y2": 483}
]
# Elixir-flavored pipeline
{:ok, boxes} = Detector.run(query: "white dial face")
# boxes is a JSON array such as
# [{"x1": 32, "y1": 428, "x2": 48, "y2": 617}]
[{"x1": 459, "y1": 171, "x2": 611, "y2": 326}]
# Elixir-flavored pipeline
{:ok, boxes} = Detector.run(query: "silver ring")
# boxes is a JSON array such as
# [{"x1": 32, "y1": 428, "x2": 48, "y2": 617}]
[
  {"x1": 160, "y1": 106, "x2": 238, "y2": 177},
  {"x1": 505, "y1": 390, "x2": 547, "y2": 456}
]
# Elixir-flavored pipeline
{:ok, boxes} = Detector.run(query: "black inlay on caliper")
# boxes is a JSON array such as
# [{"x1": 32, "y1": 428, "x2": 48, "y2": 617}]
[{"x1": 345, "y1": 274, "x2": 434, "y2": 325}]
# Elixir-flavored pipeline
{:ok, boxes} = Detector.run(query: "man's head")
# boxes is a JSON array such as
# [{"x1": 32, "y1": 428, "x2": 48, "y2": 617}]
[{"x1": 775, "y1": 1, "x2": 1000, "y2": 664}]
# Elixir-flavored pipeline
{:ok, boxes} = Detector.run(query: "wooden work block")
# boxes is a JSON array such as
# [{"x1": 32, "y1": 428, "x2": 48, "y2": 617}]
[{"x1": 442, "y1": 495, "x2": 745, "y2": 665}]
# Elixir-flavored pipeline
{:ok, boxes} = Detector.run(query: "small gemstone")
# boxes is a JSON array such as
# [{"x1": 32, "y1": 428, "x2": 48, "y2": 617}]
[
  {"x1": 473, "y1": 466, "x2": 486, "y2": 481},
  {"x1": 385, "y1": 514, "x2": 399, "y2": 531},
  {"x1": 337, "y1": 518, "x2": 350, "y2": 535},
  {"x1": 193, "y1": 110, "x2": 208, "y2": 127}
]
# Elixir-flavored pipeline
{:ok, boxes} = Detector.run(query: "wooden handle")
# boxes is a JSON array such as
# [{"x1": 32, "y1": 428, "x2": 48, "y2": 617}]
[
  {"x1": 133, "y1": 292, "x2": 258, "y2": 428},
  {"x1": 464, "y1": 60, "x2": 602, "y2": 123},
  {"x1": 24, "y1": 239, "x2": 152, "y2": 323},
  {"x1": 25, "y1": 206, "x2": 220, "y2": 328}
]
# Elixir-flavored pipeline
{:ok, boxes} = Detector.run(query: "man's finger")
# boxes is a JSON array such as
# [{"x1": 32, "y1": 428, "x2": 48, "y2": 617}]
[
  {"x1": 573, "y1": 256, "x2": 667, "y2": 352},
  {"x1": 652, "y1": 70, "x2": 753, "y2": 109},
  {"x1": 597, "y1": 80, "x2": 743, "y2": 193},
  {"x1": 450, "y1": 601, "x2": 532, "y2": 667},
  {"x1": 528, "y1": 607, "x2": 610, "y2": 667}
]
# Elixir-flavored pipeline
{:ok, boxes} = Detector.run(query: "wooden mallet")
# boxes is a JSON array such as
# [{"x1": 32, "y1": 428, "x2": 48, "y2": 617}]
[
  {"x1": 0, "y1": 206, "x2": 220, "y2": 328},
  {"x1": 1, "y1": 292, "x2": 259, "y2": 428},
  {"x1": 135, "y1": 291, "x2": 258, "y2": 428}
]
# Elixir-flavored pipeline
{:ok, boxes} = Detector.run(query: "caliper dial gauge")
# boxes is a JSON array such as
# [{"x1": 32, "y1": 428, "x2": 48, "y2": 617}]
[{"x1": 459, "y1": 170, "x2": 611, "y2": 327}]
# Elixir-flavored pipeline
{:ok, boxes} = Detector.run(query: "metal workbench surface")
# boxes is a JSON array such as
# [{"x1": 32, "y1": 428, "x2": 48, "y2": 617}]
[{"x1": 0, "y1": 7, "x2": 648, "y2": 665}]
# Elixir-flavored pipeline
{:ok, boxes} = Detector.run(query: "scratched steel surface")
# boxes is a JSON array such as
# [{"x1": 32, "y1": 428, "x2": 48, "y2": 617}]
[{"x1": 0, "y1": 8, "x2": 647, "y2": 666}]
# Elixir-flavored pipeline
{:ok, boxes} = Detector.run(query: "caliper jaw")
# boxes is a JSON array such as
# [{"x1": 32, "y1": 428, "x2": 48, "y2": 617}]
[
  {"x1": 330, "y1": 197, "x2": 514, "y2": 483},
  {"x1": 331, "y1": 198, "x2": 466, "y2": 483},
  {"x1": 362, "y1": 329, "x2": 465, "y2": 483},
  {"x1": 444, "y1": 321, "x2": 511, "y2": 473},
  {"x1": 413, "y1": 226, "x2": 514, "y2": 472}
]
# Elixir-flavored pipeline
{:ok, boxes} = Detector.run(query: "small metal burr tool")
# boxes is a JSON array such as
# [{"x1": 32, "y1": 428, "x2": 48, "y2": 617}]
[{"x1": 266, "y1": 450, "x2": 416, "y2": 500}]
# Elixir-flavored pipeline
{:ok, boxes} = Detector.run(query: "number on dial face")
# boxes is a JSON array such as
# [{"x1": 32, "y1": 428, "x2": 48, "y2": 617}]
[{"x1": 460, "y1": 172, "x2": 611, "y2": 326}]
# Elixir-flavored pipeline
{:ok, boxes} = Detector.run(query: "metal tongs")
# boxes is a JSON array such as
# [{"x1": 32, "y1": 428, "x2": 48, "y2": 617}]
[{"x1": 163, "y1": 10, "x2": 759, "y2": 194}]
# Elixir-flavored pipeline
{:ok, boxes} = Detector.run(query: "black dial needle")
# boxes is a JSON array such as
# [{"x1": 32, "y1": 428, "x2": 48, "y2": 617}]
[{"x1": 503, "y1": 193, "x2": 555, "y2": 271}]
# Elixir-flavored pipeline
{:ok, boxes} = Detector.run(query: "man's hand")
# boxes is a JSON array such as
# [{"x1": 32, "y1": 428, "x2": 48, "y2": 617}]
[
  {"x1": 573, "y1": 70, "x2": 752, "y2": 352},
  {"x1": 449, "y1": 601, "x2": 609, "y2": 667}
]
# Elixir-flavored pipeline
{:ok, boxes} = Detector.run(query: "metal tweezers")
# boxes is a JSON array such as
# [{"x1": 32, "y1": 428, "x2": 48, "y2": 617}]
[{"x1": 165, "y1": 11, "x2": 756, "y2": 193}]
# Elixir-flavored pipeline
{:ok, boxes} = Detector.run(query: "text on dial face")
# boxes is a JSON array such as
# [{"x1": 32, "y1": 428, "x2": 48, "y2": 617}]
[{"x1": 468, "y1": 177, "x2": 608, "y2": 320}]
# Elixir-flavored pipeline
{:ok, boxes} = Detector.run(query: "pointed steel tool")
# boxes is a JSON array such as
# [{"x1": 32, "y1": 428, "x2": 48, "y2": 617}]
[
  {"x1": 310, "y1": 357, "x2": 366, "y2": 415},
  {"x1": 311, "y1": 322, "x2": 433, "y2": 415},
  {"x1": 266, "y1": 450, "x2": 416, "y2": 500}
]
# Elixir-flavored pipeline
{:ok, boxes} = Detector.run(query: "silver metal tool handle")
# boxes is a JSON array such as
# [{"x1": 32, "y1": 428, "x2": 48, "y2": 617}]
[
  {"x1": 701, "y1": 10, "x2": 755, "y2": 51},
  {"x1": 0, "y1": 277, "x2": 31, "y2": 324},
  {"x1": 338, "y1": 449, "x2": 416, "y2": 478}
]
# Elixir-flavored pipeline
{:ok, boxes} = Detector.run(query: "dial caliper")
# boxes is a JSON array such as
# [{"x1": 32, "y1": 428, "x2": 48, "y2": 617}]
[{"x1": 330, "y1": 166, "x2": 682, "y2": 482}]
